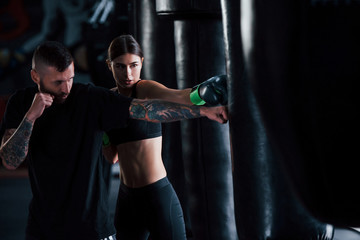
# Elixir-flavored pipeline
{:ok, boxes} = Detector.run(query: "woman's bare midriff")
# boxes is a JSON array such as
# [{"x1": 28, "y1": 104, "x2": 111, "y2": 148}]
[{"x1": 116, "y1": 136, "x2": 167, "y2": 188}]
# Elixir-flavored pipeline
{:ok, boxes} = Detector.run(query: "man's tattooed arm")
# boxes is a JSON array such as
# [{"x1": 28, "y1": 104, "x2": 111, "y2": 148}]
[
  {"x1": 129, "y1": 99, "x2": 228, "y2": 124},
  {"x1": 0, "y1": 117, "x2": 34, "y2": 170},
  {"x1": 129, "y1": 99, "x2": 202, "y2": 122}
]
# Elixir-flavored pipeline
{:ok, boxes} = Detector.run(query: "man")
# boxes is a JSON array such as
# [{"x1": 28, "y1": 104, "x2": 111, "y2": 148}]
[{"x1": 0, "y1": 41, "x2": 227, "y2": 240}]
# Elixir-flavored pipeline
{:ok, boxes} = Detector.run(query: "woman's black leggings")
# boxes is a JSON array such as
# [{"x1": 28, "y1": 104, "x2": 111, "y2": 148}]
[{"x1": 114, "y1": 177, "x2": 186, "y2": 240}]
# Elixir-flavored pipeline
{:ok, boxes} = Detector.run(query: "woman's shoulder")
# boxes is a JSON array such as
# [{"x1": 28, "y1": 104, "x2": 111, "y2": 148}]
[
  {"x1": 137, "y1": 79, "x2": 165, "y2": 90},
  {"x1": 110, "y1": 87, "x2": 118, "y2": 92},
  {"x1": 136, "y1": 79, "x2": 169, "y2": 99}
]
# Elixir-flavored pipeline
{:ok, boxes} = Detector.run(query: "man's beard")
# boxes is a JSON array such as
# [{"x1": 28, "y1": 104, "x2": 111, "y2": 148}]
[{"x1": 39, "y1": 80, "x2": 67, "y2": 104}]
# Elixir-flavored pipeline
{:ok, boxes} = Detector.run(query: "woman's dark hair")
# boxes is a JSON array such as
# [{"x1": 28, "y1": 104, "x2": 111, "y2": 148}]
[
  {"x1": 107, "y1": 35, "x2": 144, "y2": 61},
  {"x1": 32, "y1": 41, "x2": 73, "y2": 72}
]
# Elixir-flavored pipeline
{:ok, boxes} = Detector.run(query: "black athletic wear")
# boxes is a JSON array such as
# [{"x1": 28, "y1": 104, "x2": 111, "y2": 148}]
[
  {"x1": 0, "y1": 83, "x2": 132, "y2": 240},
  {"x1": 108, "y1": 81, "x2": 186, "y2": 240},
  {"x1": 115, "y1": 177, "x2": 186, "y2": 240},
  {"x1": 106, "y1": 116, "x2": 162, "y2": 144},
  {"x1": 107, "y1": 80, "x2": 161, "y2": 145}
]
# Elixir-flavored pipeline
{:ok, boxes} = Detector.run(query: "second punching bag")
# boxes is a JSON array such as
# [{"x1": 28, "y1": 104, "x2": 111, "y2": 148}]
[
  {"x1": 242, "y1": 0, "x2": 360, "y2": 226},
  {"x1": 221, "y1": 0, "x2": 332, "y2": 239}
]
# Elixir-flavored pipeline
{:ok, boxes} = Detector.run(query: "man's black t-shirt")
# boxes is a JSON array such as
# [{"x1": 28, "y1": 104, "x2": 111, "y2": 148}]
[{"x1": 0, "y1": 83, "x2": 132, "y2": 239}]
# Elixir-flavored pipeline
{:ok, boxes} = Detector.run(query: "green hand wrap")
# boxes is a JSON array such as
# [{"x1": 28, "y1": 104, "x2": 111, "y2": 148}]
[
  {"x1": 190, "y1": 85, "x2": 206, "y2": 105},
  {"x1": 102, "y1": 133, "x2": 110, "y2": 147}
]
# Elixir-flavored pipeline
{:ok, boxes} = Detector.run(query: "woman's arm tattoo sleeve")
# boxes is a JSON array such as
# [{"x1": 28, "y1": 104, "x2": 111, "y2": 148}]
[
  {"x1": 0, "y1": 117, "x2": 34, "y2": 169},
  {"x1": 129, "y1": 99, "x2": 202, "y2": 122}
]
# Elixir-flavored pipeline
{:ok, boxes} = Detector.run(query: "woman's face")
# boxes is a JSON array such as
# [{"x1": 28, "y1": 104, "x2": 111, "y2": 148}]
[{"x1": 108, "y1": 53, "x2": 143, "y2": 89}]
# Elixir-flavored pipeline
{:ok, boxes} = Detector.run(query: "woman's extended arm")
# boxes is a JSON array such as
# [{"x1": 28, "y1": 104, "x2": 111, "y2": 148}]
[{"x1": 137, "y1": 80, "x2": 192, "y2": 105}]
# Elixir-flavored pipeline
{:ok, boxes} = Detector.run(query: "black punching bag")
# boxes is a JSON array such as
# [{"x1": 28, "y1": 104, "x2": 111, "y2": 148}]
[
  {"x1": 157, "y1": 1, "x2": 237, "y2": 239},
  {"x1": 222, "y1": 0, "x2": 333, "y2": 239},
  {"x1": 242, "y1": 0, "x2": 360, "y2": 227},
  {"x1": 128, "y1": 0, "x2": 191, "y2": 233}
]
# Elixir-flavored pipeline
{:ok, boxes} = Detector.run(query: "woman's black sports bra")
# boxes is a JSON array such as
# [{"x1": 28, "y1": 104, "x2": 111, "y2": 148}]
[{"x1": 107, "y1": 80, "x2": 162, "y2": 145}]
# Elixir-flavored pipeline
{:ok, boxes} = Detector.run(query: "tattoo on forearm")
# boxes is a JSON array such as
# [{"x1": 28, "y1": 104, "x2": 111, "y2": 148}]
[
  {"x1": 130, "y1": 99, "x2": 202, "y2": 122},
  {"x1": 0, "y1": 118, "x2": 33, "y2": 169}
]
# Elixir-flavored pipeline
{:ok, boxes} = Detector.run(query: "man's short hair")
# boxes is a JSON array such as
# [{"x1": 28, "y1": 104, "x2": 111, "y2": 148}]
[{"x1": 32, "y1": 41, "x2": 73, "y2": 72}]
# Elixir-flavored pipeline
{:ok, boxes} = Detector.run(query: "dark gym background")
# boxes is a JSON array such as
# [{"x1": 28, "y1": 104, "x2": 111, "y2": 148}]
[{"x1": 1, "y1": 0, "x2": 360, "y2": 240}]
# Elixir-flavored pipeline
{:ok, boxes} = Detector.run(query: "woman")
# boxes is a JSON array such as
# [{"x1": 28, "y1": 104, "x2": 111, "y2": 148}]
[{"x1": 103, "y1": 35, "x2": 226, "y2": 240}]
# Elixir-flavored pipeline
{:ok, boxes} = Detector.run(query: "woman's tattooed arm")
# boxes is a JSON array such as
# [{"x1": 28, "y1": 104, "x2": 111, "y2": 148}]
[
  {"x1": 129, "y1": 99, "x2": 202, "y2": 122},
  {"x1": 0, "y1": 117, "x2": 34, "y2": 170}
]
